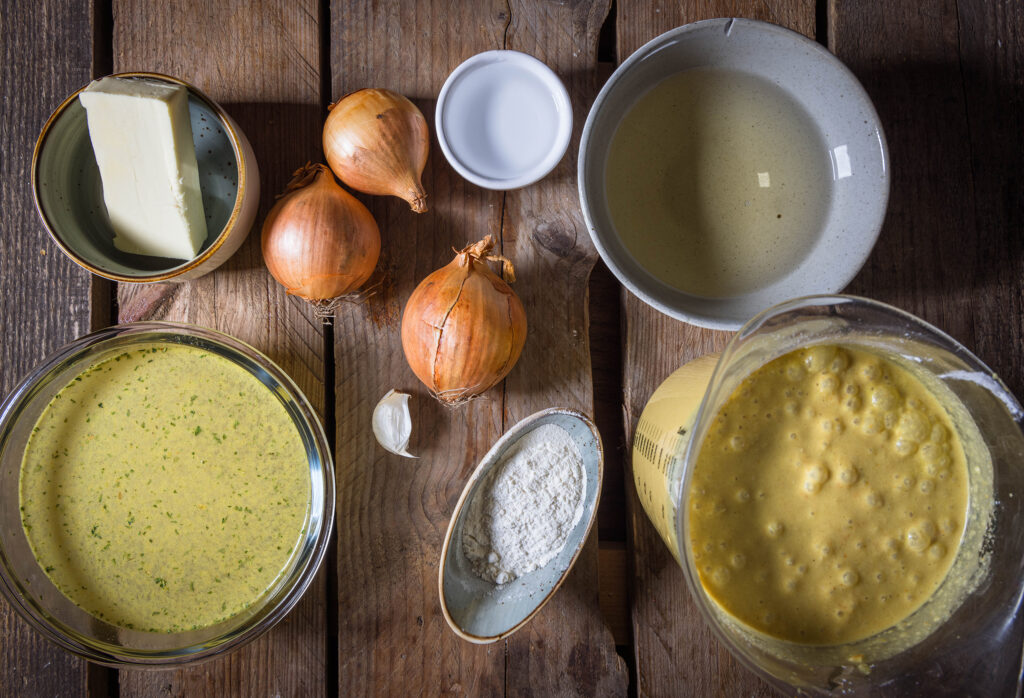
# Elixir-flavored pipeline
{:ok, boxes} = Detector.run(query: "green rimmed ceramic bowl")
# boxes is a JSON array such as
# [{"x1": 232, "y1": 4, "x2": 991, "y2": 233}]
[
  {"x1": 32, "y1": 72, "x2": 260, "y2": 283},
  {"x1": 439, "y1": 408, "x2": 603, "y2": 643}
]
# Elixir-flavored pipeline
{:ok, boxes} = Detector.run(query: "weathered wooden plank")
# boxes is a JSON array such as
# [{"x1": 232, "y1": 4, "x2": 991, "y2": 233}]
[
  {"x1": 836, "y1": 1, "x2": 979, "y2": 340},
  {"x1": 836, "y1": 0, "x2": 1023, "y2": 390},
  {"x1": 330, "y1": 2, "x2": 508, "y2": 694},
  {"x1": 111, "y1": 1, "x2": 328, "y2": 695},
  {"x1": 0, "y1": 0, "x2": 97, "y2": 695},
  {"x1": 835, "y1": 0, "x2": 1024, "y2": 692},
  {"x1": 616, "y1": 2, "x2": 812, "y2": 696},
  {"x1": 331, "y1": 0, "x2": 625, "y2": 694},
  {"x1": 501, "y1": 1, "x2": 627, "y2": 694},
  {"x1": 954, "y1": 0, "x2": 1024, "y2": 398}
]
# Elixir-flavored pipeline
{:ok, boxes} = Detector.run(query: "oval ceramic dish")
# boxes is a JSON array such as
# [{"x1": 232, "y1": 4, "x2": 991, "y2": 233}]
[
  {"x1": 579, "y1": 19, "x2": 889, "y2": 330},
  {"x1": 32, "y1": 72, "x2": 260, "y2": 283},
  {"x1": 439, "y1": 408, "x2": 602, "y2": 643}
]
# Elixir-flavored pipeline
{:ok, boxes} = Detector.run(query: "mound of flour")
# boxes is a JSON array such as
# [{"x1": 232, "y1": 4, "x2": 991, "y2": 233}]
[{"x1": 462, "y1": 423, "x2": 586, "y2": 585}]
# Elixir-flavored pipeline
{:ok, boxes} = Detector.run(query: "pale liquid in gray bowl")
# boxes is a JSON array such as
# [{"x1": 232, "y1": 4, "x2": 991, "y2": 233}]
[{"x1": 605, "y1": 68, "x2": 832, "y2": 299}]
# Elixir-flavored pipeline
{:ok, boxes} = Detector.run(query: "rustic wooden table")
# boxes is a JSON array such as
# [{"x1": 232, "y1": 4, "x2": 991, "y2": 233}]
[{"x1": 3, "y1": 0, "x2": 1022, "y2": 695}]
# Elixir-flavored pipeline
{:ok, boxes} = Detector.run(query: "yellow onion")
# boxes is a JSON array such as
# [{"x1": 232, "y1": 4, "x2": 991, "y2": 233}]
[
  {"x1": 401, "y1": 236, "x2": 527, "y2": 404},
  {"x1": 261, "y1": 163, "x2": 381, "y2": 315},
  {"x1": 323, "y1": 88, "x2": 429, "y2": 213}
]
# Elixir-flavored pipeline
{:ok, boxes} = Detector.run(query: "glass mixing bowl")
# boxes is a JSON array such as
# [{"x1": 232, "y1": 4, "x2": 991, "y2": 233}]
[
  {"x1": 0, "y1": 322, "x2": 334, "y2": 667},
  {"x1": 675, "y1": 296, "x2": 1024, "y2": 694}
]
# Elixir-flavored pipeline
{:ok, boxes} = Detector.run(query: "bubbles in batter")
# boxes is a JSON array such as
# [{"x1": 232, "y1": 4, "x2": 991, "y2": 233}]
[
  {"x1": 837, "y1": 465, "x2": 859, "y2": 486},
  {"x1": 688, "y1": 345, "x2": 969, "y2": 645}
]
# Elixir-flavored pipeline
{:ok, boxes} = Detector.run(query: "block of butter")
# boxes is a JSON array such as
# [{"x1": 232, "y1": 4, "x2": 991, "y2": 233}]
[{"x1": 79, "y1": 76, "x2": 208, "y2": 260}]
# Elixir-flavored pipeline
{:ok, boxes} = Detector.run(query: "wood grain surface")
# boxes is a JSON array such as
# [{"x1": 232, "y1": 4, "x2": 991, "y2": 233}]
[
  {"x1": 837, "y1": 0, "x2": 1024, "y2": 392},
  {"x1": 3, "y1": 0, "x2": 1024, "y2": 695},
  {"x1": 330, "y1": 0, "x2": 625, "y2": 694},
  {"x1": 111, "y1": 1, "x2": 328, "y2": 695},
  {"x1": 330, "y1": 2, "x2": 507, "y2": 694},
  {"x1": 0, "y1": 1, "x2": 97, "y2": 696}
]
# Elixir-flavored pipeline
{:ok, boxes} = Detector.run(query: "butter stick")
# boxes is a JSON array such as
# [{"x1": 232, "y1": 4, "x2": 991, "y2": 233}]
[{"x1": 79, "y1": 76, "x2": 207, "y2": 260}]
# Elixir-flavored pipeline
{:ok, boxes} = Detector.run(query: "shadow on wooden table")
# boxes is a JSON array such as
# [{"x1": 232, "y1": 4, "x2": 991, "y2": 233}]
[
  {"x1": 220, "y1": 100, "x2": 324, "y2": 209},
  {"x1": 848, "y1": 60, "x2": 1024, "y2": 391}
]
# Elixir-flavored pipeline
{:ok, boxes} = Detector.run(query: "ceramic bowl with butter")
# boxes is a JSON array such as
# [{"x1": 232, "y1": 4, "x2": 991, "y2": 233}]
[
  {"x1": 0, "y1": 322, "x2": 333, "y2": 666},
  {"x1": 32, "y1": 72, "x2": 260, "y2": 283},
  {"x1": 439, "y1": 408, "x2": 602, "y2": 643},
  {"x1": 579, "y1": 19, "x2": 889, "y2": 330}
]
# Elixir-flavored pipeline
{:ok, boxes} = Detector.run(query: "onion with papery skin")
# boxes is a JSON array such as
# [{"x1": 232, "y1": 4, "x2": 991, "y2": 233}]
[
  {"x1": 261, "y1": 163, "x2": 381, "y2": 316},
  {"x1": 401, "y1": 236, "x2": 527, "y2": 404},
  {"x1": 323, "y1": 88, "x2": 430, "y2": 213}
]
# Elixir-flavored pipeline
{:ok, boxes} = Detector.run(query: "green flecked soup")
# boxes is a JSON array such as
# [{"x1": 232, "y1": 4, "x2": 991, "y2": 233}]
[{"x1": 19, "y1": 343, "x2": 311, "y2": 633}]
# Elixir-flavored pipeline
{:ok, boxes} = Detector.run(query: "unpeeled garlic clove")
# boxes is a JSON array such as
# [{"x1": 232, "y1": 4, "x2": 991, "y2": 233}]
[{"x1": 372, "y1": 389, "x2": 417, "y2": 458}]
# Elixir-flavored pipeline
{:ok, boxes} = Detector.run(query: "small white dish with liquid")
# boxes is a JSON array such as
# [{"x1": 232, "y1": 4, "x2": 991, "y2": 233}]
[{"x1": 436, "y1": 50, "x2": 572, "y2": 190}]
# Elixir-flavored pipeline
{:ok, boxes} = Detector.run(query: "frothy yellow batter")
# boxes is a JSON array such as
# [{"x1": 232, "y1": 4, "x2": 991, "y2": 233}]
[{"x1": 689, "y1": 345, "x2": 968, "y2": 645}]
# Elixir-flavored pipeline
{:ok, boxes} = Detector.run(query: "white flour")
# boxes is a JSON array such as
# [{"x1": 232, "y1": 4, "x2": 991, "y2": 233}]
[{"x1": 463, "y1": 423, "x2": 586, "y2": 585}]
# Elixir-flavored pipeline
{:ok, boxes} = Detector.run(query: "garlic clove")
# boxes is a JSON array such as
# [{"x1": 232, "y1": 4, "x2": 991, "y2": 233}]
[{"x1": 372, "y1": 389, "x2": 417, "y2": 458}]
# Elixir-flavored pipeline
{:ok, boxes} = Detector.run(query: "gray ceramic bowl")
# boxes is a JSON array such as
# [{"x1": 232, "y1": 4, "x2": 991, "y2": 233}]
[
  {"x1": 439, "y1": 408, "x2": 602, "y2": 643},
  {"x1": 579, "y1": 19, "x2": 889, "y2": 330},
  {"x1": 32, "y1": 72, "x2": 260, "y2": 283}
]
